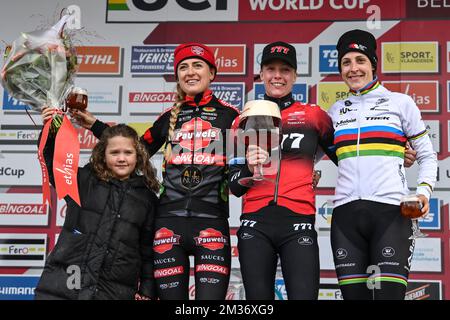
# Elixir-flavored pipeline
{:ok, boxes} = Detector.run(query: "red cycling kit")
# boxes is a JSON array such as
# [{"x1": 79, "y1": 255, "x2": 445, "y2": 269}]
[{"x1": 229, "y1": 93, "x2": 337, "y2": 299}]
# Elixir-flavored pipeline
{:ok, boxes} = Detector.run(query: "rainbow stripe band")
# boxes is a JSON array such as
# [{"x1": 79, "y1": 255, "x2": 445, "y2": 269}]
[
  {"x1": 338, "y1": 273, "x2": 408, "y2": 287},
  {"x1": 108, "y1": 0, "x2": 129, "y2": 10},
  {"x1": 335, "y1": 126, "x2": 407, "y2": 161},
  {"x1": 350, "y1": 81, "x2": 380, "y2": 96},
  {"x1": 419, "y1": 182, "x2": 433, "y2": 191},
  {"x1": 409, "y1": 130, "x2": 428, "y2": 140}
]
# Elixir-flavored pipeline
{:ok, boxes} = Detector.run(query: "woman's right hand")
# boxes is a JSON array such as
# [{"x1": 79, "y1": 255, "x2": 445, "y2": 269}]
[
  {"x1": 246, "y1": 145, "x2": 269, "y2": 173},
  {"x1": 69, "y1": 109, "x2": 97, "y2": 129},
  {"x1": 41, "y1": 106, "x2": 57, "y2": 125}
]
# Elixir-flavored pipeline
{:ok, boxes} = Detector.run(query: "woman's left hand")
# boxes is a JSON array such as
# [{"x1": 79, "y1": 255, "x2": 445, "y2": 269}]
[{"x1": 417, "y1": 194, "x2": 429, "y2": 217}]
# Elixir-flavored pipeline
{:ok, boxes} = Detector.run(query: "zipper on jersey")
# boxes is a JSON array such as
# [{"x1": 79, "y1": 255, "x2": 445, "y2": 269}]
[
  {"x1": 185, "y1": 106, "x2": 199, "y2": 214},
  {"x1": 356, "y1": 92, "x2": 362, "y2": 199},
  {"x1": 272, "y1": 147, "x2": 282, "y2": 205}
]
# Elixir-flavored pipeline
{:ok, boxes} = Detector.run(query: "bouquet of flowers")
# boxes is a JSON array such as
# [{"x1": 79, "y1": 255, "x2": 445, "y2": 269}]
[
  {"x1": 1, "y1": 14, "x2": 78, "y2": 133},
  {"x1": 1, "y1": 13, "x2": 82, "y2": 207}
]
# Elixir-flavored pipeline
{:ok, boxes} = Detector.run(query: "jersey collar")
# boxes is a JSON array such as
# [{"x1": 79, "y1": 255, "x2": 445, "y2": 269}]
[
  {"x1": 185, "y1": 90, "x2": 214, "y2": 106},
  {"x1": 350, "y1": 77, "x2": 380, "y2": 96},
  {"x1": 264, "y1": 93, "x2": 295, "y2": 110}
]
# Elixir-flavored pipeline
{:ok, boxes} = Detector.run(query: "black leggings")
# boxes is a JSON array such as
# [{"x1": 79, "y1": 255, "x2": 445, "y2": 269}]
[
  {"x1": 331, "y1": 200, "x2": 414, "y2": 300},
  {"x1": 153, "y1": 216, "x2": 231, "y2": 300},
  {"x1": 237, "y1": 205, "x2": 319, "y2": 300}
]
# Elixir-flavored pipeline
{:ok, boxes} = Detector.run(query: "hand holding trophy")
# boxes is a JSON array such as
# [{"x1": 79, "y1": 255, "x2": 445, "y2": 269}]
[
  {"x1": 400, "y1": 194, "x2": 429, "y2": 239},
  {"x1": 237, "y1": 100, "x2": 282, "y2": 187}
]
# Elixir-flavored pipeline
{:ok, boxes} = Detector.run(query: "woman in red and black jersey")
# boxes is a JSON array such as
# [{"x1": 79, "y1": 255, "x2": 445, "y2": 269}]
[{"x1": 229, "y1": 41, "x2": 337, "y2": 300}]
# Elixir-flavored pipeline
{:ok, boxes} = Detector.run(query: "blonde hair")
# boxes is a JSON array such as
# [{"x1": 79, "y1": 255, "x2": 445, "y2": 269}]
[
  {"x1": 90, "y1": 124, "x2": 160, "y2": 192},
  {"x1": 164, "y1": 83, "x2": 185, "y2": 162}
]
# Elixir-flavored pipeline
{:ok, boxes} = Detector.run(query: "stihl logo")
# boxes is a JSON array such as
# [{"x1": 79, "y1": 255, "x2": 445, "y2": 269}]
[
  {"x1": 154, "y1": 266, "x2": 184, "y2": 279},
  {"x1": 195, "y1": 264, "x2": 229, "y2": 275},
  {"x1": 0, "y1": 204, "x2": 46, "y2": 215},
  {"x1": 129, "y1": 92, "x2": 176, "y2": 103},
  {"x1": 153, "y1": 228, "x2": 181, "y2": 254},
  {"x1": 271, "y1": 46, "x2": 289, "y2": 54},
  {"x1": 76, "y1": 46, "x2": 121, "y2": 74},
  {"x1": 194, "y1": 228, "x2": 228, "y2": 250}
]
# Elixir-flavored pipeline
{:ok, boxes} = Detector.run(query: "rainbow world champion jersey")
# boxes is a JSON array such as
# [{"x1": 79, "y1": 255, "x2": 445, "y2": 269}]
[{"x1": 328, "y1": 80, "x2": 437, "y2": 208}]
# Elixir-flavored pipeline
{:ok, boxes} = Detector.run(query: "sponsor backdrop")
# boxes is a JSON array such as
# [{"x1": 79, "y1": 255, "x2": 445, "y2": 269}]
[{"x1": 0, "y1": 0, "x2": 449, "y2": 300}]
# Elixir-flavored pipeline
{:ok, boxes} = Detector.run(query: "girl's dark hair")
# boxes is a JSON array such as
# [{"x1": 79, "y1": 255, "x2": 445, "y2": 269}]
[{"x1": 90, "y1": 124, "x2": 160, "y2": 192}]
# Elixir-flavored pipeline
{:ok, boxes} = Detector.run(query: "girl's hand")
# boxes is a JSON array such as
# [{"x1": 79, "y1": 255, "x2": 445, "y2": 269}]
[{"x1": 41, "y1": 106, "x2": 58, "y2": 125}]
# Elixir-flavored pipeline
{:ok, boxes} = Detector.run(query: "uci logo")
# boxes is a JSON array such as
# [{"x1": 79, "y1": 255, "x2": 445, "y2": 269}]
[
  {"x1": 297, "y1": 236, "x2": 313, "y2": 246},
  {"x1": 382, "y1": 247, "x2": 395, "y2": 258},
  {"x1": 132, "y1": 0, "x2": 228, "y2": 11},
  {"x1": 336, "y1": 248, "x2": 347, "y2": 260}
]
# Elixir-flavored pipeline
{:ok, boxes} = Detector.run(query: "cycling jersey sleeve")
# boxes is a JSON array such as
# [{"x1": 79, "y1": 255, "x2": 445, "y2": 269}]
[
  {"x1": 315, "y1": 106, "x2": 338, "y2": 165},
  {"x1": 228, "y1": 116, "x2": 253, "y2": 197},
  {"x1": 141, "y1": 111, "x2": 170, "y2": 157},
  {"x1": 399, "y1": 94, "x2": 438, "y2": 199}
]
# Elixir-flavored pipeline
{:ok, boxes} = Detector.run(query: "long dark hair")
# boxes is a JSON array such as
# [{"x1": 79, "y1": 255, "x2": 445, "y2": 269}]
[{"x1": 90, "y1": 124, "x2": 160, "y2": 192}]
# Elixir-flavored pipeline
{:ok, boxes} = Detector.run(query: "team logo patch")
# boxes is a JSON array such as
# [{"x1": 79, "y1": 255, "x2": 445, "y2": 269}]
[
  {"x1": 240, "y1": 232, "x2": 254, "y2": 240},
  {"x1": 297, "y1": 236, "x2": 313, "y2": 245},
  {"x1": 191, "y1": 46, "x2": 205, "y2": 56},
  {"x1": 336, "y1": 248, "x2": 348, "y2": 260},
  {"x1": 154, "y1": 266, "x2": 184, "y2": 279},
  {"x1": 153, "y1": 227, "x2": 181, "y2": 254},
  {"x1": 181, "y1": 166, "x2": 203, "y2": 189},
  {"x1": 196, "y1": 264, "x2": 229, "y2": 275},
  {"x1": 202, "y1": 107, "x2": 216, "y2": 112},
  {"x1": 194, "y1": 228, "x2": 228, "y2": 250},
  {"x1": 382, "y1": 247, "x2": 396, "y2": 258},
  {"x1": 173, "y1": 118, "x2": 221, "y2": 151}
]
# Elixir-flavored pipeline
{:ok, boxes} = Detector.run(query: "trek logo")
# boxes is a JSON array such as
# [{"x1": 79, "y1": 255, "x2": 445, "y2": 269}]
[
  {"x1": 366, "y1": 116, "x2": 390, "y2": 121},
  {"x1": 382, "y1": 247, "x2": 395, "y2": 258},
  {"x1": 173, "y1": 118, "x2": 221, "y2": 151},
  {"x1": 336, "y1": 248, "x2": 348, "y2": 260},
  {"x1": 153, "y1": 228, "x2": 181, "y2": 254},
  {"x1": 194, "y1": 228, "x2": 228, "y2": 250}
]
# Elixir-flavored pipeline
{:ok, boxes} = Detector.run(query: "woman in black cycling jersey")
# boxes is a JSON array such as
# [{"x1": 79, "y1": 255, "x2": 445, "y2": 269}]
[{"x1": 72, "y1": 43, "x2": 239, "y2": 300}]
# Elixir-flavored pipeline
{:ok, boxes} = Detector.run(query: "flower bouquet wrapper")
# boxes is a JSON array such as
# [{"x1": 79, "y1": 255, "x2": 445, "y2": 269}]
[{"x1": 2, "y1": 14, "x2": 81, "y2": 207}]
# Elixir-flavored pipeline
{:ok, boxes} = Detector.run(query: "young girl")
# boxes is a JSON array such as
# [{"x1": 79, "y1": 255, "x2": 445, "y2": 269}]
[{"x1": 35, "y1": 109, "x2": 160, "y2": 300}]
